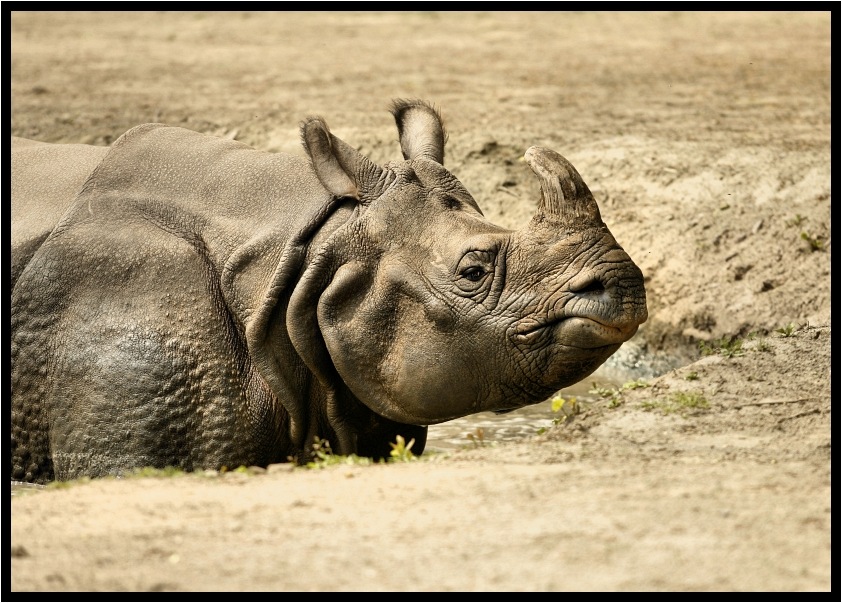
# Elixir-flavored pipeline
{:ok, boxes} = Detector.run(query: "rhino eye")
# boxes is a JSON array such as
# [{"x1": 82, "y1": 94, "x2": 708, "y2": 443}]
[
  {"x1": 455, "y1": 248, "x2": 496, "y2": 293},
  {"x1": 461, "y1": 266, "x2": 486, "y2": 282}
]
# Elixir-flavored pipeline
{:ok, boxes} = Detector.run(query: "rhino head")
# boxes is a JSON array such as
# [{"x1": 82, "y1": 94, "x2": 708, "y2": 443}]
[{"x1": 284, "y1": 100, "x2": 647, "y2": 433}]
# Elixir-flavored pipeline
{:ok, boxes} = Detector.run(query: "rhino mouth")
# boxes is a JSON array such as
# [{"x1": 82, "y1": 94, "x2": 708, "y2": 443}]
[{"x1": 511, "y1": 316, "x2": 636, "y2": 349}]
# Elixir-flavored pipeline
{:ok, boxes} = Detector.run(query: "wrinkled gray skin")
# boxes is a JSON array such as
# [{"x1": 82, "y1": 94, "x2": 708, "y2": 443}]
[{"x1": 11, "y1": 100, "x2": 647, "y2": 483}]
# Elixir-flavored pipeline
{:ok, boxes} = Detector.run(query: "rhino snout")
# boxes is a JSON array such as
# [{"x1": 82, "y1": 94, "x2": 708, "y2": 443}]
[
  {"x1": 568, "y1": 265, "x2": 648, "y2": 329},
  {"x1": 512, "y1": 263, "x2": 646, "y2": 345}
]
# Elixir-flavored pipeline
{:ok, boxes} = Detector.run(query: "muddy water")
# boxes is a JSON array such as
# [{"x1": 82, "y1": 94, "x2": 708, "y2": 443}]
[
  {"x1": 425, "y1": 343, "x2": 685, "y2": 452},
  {"x1": 424, "y1": 375, "x2": 620, "y2": 453}
]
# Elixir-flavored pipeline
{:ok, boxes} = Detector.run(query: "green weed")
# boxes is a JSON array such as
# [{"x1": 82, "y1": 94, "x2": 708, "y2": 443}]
[
  {"x1": 800, "y1": 231, "x2": 826, "y2": 251},
  {"x1": 130, "y1": 466, "x2": 186, "y2": 478},
  {"x1": 744, "y1": 331, "x2": 771, "y2": 352},
  {"x1": 389, "y1": 434, "x2": 417, "y2": 462},
  {"x1": 753, "y1": 339, "x2": 771, "y2": 351},
  {"x1": 640, "y1": 391, "x2": 710, "y2": 415},
  {"x1": 622, "y1": 379, "x2": 650, "y2": 390},
  {"x1": 588, "y1": 382, "x2": 625, "y2": 408},
  {"x1": 304, "y1": 437, "x2": 373, "y2": 469},
  {"x1": 303, "y1": 435, "x2": 418, "y2": 469},
  {"x1": 776, "y1": 323, "x2": 797, "y2": 337},
  {"x1": 699, "y1": 336, "x2": 743, "y2": 358},
  {"x1": 786, "y1": 214, "x2": 807, "y2": 227},
  {"x1": 46, "y1": 477, "x2": 91, "y2": 490},
  {"x1": 549, "y1": 395, "x2": 581, "y2": 425},
  {"x1": 589, "y1": 383, "x2": 617, "y2": 398}
]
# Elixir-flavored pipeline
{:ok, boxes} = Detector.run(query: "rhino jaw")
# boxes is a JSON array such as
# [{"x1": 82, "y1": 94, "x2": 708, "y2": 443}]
[{"x1": 506, "y1": 319, "x2": 627, "y2": 400}]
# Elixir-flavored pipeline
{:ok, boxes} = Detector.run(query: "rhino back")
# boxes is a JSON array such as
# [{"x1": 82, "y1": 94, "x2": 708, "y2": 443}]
[
  {"x1": 65, "y1": 124, "x2": 332, "y2": 257},
  {"x1": 11, "y1": 137, "x2": 110, "y2": 287}
]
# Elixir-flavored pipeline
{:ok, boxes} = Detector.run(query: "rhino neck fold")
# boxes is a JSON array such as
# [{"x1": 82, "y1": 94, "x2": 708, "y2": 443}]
[
  {"x1": 285, "y1": 217, "x2": 387, "y2": 457},
  {"x1": 233, "y1": 194, "x2": 405, "y2": 459},
  {"x1": 234, "y1": 195, "x2": 351, "y2": 455}
]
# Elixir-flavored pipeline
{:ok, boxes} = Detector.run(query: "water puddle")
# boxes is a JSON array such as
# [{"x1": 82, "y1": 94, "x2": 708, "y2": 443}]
[
  {"x1": 10, "y1": 481, "x2": 45, "y2": 497},
  {"x1": 425, "y1": 342, "x2": 685, "y2": 452},
  {"x1": 425, "y1": 374, "x2": 621, "y2": 453}
]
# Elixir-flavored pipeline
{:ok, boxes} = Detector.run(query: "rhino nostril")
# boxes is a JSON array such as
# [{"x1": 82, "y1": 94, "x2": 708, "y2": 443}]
[{"x1": 570, "y1": 274, "x2": 606, "y2": 295}]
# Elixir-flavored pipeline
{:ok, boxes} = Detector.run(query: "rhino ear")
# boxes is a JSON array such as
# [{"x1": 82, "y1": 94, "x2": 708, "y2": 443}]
[
  {"x1": 391, "y1": 99, "x2": 447, "y2": 164},
  {"x1": 301, "y1": 117, "x2": 383, "y2": 200}
]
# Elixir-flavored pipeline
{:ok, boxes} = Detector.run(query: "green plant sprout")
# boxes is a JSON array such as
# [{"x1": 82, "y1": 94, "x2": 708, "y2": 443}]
[
  {"x1": 776, "y1": 323, "x2": 797, "y2": 337},
  {"x1": 589, "y1": 383, "x2": 618, "y2": 398},
  {"x1": 699, "y1": 336, "x2": 743, "y2": 358},
  {"x1": 549, "y1": 395, "x2": 581, "y2": 425},
  {"x1": 304, "y1": 437, "x2": 373, "y2": 469},
  {"x1": 588, "y1": 382, "x2": 624, "y2": 408},
  {"x1": 640, "y1": 391, "x2": 710, "y2": 415},
  {"x1": 389, "y1": 434, "x2": 417, "y2": 462},
  {"x1": 800, "y1": 231, "x2": 826, "y2": 251},
  {"x1": 622, "y1": 379, "x2": 650, "y2": 390},
  {"x1": 786, "y1": 214, "x2": 807, "y2": 227}
]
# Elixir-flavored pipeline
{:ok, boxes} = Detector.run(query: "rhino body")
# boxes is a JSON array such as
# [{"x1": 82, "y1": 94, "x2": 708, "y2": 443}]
[{"x1": 11, "y1": 100, "x2": 647, "y2": 483}]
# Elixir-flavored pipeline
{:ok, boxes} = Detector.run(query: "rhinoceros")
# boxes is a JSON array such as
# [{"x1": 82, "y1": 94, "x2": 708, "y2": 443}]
[{"x1": 11, "y1": 100, "x2": 647, "y2": 483}]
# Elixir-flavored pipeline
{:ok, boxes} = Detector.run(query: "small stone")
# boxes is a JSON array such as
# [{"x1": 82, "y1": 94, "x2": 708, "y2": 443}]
[{"x1": 11, "y1": 545, "x2": 29, "y2": 558}]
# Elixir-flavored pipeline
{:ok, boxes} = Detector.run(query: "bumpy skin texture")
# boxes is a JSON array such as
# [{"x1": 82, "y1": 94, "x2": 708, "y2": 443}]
[{"x1": 11, "y1": 100, "x2": 647, "y2": 483}]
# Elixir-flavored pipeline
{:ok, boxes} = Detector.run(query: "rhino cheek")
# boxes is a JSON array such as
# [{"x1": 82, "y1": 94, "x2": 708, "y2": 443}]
[
  {"x1": 318, "y1": 264, "x2": 481, "y2": 425},
  {"x1": 321, "y1": 325, "x2": 480, "y2": 425},
  {"x1": 378, "y1": 335, "x2": 483, "y2": 424}
]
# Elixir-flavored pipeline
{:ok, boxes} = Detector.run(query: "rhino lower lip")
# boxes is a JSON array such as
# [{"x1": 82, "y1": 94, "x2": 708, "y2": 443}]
[{"x1": 512, "y1": 316, "x2": 634, "y2": 348}]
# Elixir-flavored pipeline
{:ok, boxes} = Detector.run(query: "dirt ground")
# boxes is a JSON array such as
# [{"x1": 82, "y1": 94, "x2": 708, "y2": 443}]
[{"x1": 9, "y1": 11, "x2": 833, "y2": 593}]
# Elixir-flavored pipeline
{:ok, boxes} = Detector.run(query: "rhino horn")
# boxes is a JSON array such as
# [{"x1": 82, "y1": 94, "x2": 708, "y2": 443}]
[
  {"x1": 524, "y1": 146, "x2": 602, "y2": 227},
  {"x1": 301, "y1": 116, "x2": 385, "y2": 201}
]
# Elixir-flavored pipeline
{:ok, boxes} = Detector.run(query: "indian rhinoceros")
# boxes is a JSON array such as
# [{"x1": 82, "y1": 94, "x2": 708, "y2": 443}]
[{"x1": 11, "y1": 100, "x2": 647, "y2": 483}]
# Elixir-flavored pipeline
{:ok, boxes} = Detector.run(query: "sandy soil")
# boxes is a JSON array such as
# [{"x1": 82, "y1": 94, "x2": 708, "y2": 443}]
[{"x1": 9, "y1": 11, "x2": 832, "y2": 592}]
